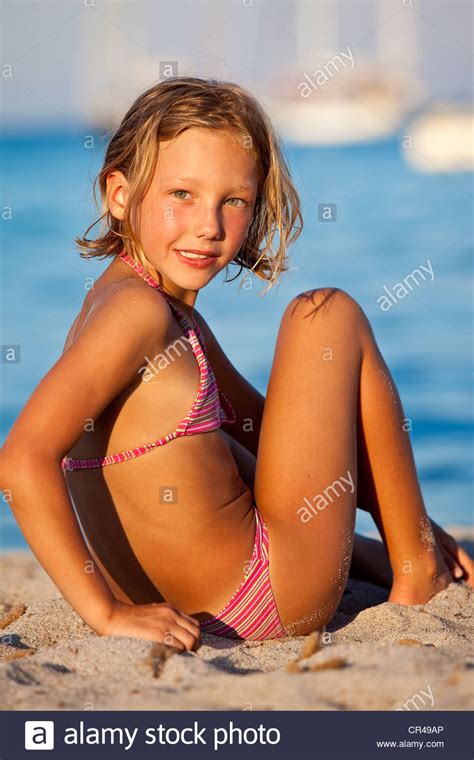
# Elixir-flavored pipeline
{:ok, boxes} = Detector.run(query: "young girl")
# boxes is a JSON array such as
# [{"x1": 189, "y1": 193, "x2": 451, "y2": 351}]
[{"x1": 1, "y1": 77, "x2": 472, "y2": 654}]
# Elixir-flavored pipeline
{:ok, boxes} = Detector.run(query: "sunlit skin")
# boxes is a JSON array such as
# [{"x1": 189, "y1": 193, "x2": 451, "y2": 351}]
[
  {"x1": 106, "y1": 127, "x2": 260, "y2": 316},
  {"x1": 1, "y1": 126, "x2": 472, "y2": 653}
]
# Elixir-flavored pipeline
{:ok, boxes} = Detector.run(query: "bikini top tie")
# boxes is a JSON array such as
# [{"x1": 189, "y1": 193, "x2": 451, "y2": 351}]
[{"x1": 61, "y1": 251, "x2": 236, "y2": 471}]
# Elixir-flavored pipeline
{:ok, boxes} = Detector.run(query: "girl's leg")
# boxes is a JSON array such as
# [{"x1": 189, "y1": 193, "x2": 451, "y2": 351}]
[
  {"x1": 350, "y1": 534, "x2": 392, "y2": 588},
  {"x1": 254, "y1": 288, "x2": 450, "y2": 635},
  {"x1": 356, "y1": 419, "x2": 473, "y2": 588}
]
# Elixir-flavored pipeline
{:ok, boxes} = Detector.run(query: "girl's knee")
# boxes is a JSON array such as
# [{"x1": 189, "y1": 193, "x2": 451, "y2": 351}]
[{"x1": 283, "y1": 287, "x2": 373, "y2": 338}]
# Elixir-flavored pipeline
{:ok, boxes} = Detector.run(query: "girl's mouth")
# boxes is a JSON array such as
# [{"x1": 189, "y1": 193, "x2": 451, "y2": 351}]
[{"x1": 174, "y1": 249, "x2": 218, "y2": 269}]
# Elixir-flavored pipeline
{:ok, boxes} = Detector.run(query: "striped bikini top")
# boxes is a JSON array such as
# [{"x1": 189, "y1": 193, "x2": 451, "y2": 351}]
[{"x1": 61, "y1": 251, "x2": 236, "y2": 471}]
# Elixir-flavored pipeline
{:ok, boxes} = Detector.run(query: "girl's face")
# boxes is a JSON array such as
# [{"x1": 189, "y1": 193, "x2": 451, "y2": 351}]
[{"x1": 108, "y1": 127, "x2": 260, "y2": 304}]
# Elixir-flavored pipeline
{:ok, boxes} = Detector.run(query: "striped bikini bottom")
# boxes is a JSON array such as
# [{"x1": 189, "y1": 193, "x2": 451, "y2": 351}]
[{"x1": 199, "y1": 505, "x2": 286, "y2": 640}]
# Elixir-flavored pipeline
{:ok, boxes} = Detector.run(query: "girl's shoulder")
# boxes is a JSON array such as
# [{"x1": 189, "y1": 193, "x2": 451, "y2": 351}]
[{"x1": 62, "y1": 265, "x2": 172, "y2": 354}]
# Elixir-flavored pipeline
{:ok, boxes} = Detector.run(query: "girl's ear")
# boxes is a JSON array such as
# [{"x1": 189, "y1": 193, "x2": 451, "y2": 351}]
[{"x1": 106, "y1": 171, "x2": 129, "y2": 221}]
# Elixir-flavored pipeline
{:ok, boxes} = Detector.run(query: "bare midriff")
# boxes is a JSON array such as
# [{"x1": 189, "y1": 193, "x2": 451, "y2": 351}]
[
  {"x1": 65, "y1": 433, "x2": 256, "y2": 619},
  {"x1": 62, "y1": 265, "x2": 256, "y2": 620}
]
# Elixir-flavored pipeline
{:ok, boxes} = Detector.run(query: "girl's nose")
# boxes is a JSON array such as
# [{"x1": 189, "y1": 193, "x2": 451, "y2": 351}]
[{"x1": 192, "y1": 206, "x2": 223, "y2": 240}]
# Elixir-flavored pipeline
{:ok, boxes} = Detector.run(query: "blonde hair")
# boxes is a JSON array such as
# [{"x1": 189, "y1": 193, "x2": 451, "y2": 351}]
[{"x1": 77, "y1": 76, "x2": 303, "y2": 293}]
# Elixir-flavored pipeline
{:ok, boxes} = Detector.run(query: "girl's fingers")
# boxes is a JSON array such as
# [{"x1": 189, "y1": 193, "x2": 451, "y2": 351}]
[
  {"x1": 431, "y1": 521, "x2": 470, "y2": 578},
  {"x1": 165, "y1": 608, "x2": 200, "y2": 631},
  {"x1": 166, "y1": 622, "x2": 199, "y2": 652},
  {"x1": 455, "y1": 546, "x2": 474, "y2": 586},
  {"x1": 441, "y1": 536, "x2": 472, "y2": 580},
  {"x1": 156, "y1": 625, "x2": 189, "y2": 651},
  {"x1": 163, "y1": 605, "x2": 200, "y2": 629},
  {"x1": 181, "y1": 613, "x2": 202, "y2": 629},
  {"x1": 160, "y1": 611, "x2": 201, "y2": 651},
  {"x1": 440, "y1": 548, "x2": 464, "y2": 579},
  {"x1": 180, "y1": 617, "x2": 202, "y2": 638},
  {"x1": 172, "y1": 615, "x2": 202, "y2": 650}
]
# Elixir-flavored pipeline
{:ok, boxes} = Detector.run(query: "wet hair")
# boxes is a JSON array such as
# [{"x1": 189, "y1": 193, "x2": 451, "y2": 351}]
[{"x1": 76, "y1": 76, "x2": 303, "y2": 293}]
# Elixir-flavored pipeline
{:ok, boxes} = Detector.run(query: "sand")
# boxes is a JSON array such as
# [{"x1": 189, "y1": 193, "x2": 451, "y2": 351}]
[{"x1": 0, "y1": 532, "x2": 472, "y2": 712}]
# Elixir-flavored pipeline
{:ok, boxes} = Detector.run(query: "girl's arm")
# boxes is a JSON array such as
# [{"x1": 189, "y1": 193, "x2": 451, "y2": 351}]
[
  {"x1": 0, "y1": 282, "x2": 200, "y2": 650},
  {"x1": 194, "y1": 311, "x2": 265, "y2": 457}
]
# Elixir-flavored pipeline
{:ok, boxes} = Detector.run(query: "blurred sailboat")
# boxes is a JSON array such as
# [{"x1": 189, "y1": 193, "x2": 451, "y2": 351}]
[
  {"x1": 402, "y1": 108, "x2": 474, "y2": 173},
  {"x1": 258, "y1": 1, "x2": 424, "y2": 146},
  {"x1": 261, "y1": 70, "x2": 421, "y2": 146}
]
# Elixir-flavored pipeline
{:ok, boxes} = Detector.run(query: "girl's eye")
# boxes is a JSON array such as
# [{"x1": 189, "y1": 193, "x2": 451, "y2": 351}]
[
  {"x1": 170, "y1": 190, "x2": 247, "y2": 207},
  {"x1": 171, "y1": 190, "x2": 191, "y2": 200},
  {"x1": 226, "y1": 198, "x2": 248, "y2": 207}
]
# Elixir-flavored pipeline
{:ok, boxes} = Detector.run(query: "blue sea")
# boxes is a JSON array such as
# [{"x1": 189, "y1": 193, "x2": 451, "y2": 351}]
[{"x1": 0, "y1": 130, "x2": 472, "y2": 549}]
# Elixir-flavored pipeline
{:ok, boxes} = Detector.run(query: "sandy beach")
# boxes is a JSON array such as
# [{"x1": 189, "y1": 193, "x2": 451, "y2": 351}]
[{"x1": 1, "y1": 531, "x2": 472, "y2": 712}]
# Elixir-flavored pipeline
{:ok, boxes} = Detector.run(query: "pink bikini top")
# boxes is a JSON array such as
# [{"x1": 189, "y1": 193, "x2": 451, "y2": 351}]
[{"x1": 61, "y1": 250, "x2": 236, "y2": 471}]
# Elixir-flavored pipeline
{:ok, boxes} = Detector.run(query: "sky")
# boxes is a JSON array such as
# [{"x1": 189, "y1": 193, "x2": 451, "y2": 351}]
[{"x1": 1, "y1": 0, "x2": 472, "y2": 131}]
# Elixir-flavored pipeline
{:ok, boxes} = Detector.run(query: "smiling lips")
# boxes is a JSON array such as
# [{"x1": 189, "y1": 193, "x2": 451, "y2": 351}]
[{"x1": 175, "y1": 249, "x2": 219, "y2": 269}]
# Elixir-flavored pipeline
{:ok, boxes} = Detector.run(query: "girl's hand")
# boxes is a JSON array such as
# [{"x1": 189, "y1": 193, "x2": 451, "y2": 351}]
[
  {"x1": 98, "y1": 600, "x2": 202, "y2": 652},
  {"x1": 430, "y1": 519, "x2": 474, "y2": 587}
]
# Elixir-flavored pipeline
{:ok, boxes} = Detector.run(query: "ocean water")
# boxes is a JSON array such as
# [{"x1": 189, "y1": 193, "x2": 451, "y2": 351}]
[{"x1": 0, "y1": 129, "x2": 472, "y2": 549}]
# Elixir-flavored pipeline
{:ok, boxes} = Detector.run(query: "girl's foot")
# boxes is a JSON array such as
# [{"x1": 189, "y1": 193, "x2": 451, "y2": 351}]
[
  {"x1": 388, "y1": 548, "x2": 452, "y2": 606},
  {"x1": 351, "y1": 521, "x2": 473, "y2": 603}
]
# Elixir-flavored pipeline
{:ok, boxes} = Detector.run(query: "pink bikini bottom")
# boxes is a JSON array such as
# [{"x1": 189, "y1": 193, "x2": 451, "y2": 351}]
[{"x1": 199, "y1": 505, "x2": 286, "y2": 640}]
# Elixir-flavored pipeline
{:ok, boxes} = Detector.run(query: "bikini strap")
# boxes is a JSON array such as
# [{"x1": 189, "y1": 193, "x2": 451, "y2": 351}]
[
  {"x1": 118, "y1": 250, "x2": 195, "y2": 333},
  {"x1": 192, "y1": 318, "x2": 208, "y2": 357}
]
